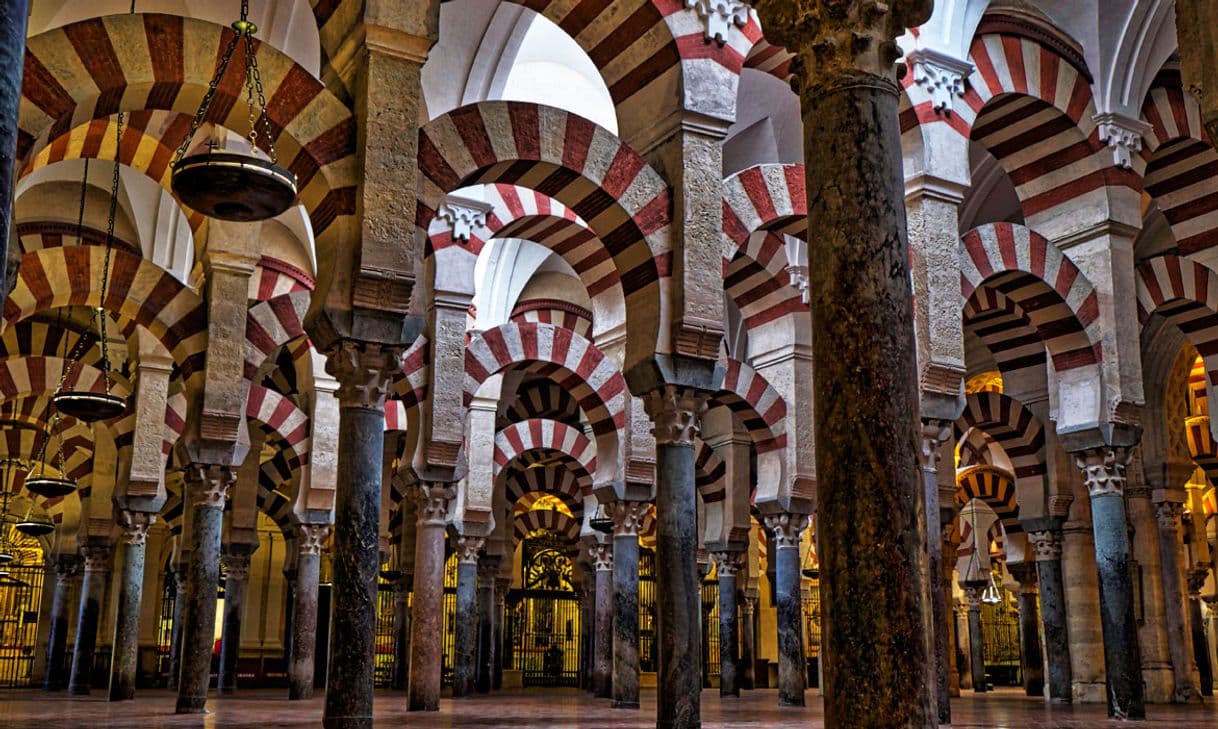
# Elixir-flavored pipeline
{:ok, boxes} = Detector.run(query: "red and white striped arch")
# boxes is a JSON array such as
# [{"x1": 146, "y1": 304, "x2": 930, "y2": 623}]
[
  {"x1": 501, "y1": 378, "x2": 582, "y2": 428},
  {"x1": 16, "y1": 221, "x2": 143, "y2": 257},
  {"x1": 0, "y1": 355, "x2": 129, "y2": 404},
  {"x1": 246, "y1": 384, "x2": 310, "y2": 452},
  {"x1": 511, "y1": 299, "x2": 593, "y2": 339},
  {"x1": 955, "y1": 465, "x2": 1021, "y2": 534},
  {"x1": 244, "y1": 291, "x2": 310, "y2": 381},
  {"x1": 1140, "y1": 81, "x2": 1218, "y2": 255},
  {"x1": 694, "y1": 440, "x2": 726, "y2": 503},
  {"x1": 501, "y1": 467, "x2": 586, "y2": 513},
  {"x1": 1136, "y1": 256, "x2": 1218, "y2": 400},
  {"x1": 494, "y1": 419, "x2": 597, "y2": 481},
  {"x1": 954, "y1": 392, "x2": 1046, "y2": 515},
  {"x1": 253, "y1": 257, "x2": 314, "y2": 302},
  {"x1": 511, "y1": 507, "x2": 582, "y2": 549}
]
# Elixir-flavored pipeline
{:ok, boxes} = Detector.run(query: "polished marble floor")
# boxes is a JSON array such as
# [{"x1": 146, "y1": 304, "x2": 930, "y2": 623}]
[{"x1": 1, "y1": 687, "x2": 1216, "y2": 728}]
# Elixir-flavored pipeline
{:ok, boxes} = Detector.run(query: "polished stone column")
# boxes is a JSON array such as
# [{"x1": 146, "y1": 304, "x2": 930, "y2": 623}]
[
  {"x1": 453, "y1": 536, "x2": 483, "y2": 698},
  {"x1": 591, "y1": 542, "x2": 614, "y2": 698},
  {"x1": 218, "y1": 548, "x2": 253, "y2": 695},
  {"x1": 476, "y1": 558, "x2": 498, "y2": 693},
  {"x1": 282, "y1": 568, "x2": 296, "y2": 665},
  {"x1": 42, "y1": 556, "x2": 79, "y2": 691},
  {"x1": 176, "y1": 465, "x2": 234, "y2": 713},
  {"x1": 1189, "y1": 569, "x2": 1215, "y2": 697},
  {"x1": 322, "y1": 341, "x2": 401, "y2": 729},
  {"x1": 645, "y1": 385, "x2": 708, "y2": 729},
  {"x1": 392, "y1": 574, "x2": 411, "y2": 691},
  {"x1": 740, "y1": 593, "x2": 757, "y2": 690},
  {"x1": 1074, "y1": 446, "x2": 1144, "y2": 718},
  {"x1": 712, "y1": 551, "x2": 742, "y2": 698},
  {"x1": 494, "y1": 577, "x2": 509, "y2": 690},
  {"x1": 751, "y1": 3, "x2": 936, "y2": 725},
  {"x1": 289, "y1": 525, "x2": 328, "y2": 700},
  {"x1": 167, "y1": 568, "x2": 186, "y2": 690},
  {"x1": 0, "y1": 0, "x2": 29, "y2": 300},
  {"x1": 109, "y1": 512, "x2": 155, "y2": 701},
  {"x1": 1155, "y1": 501, "x2": 1199, "y2": 701},
  {"x1": 408, "y1": 485, "x2": 452, "y2": 711},
  {"x1": 1011, "y1": 565, "x2": 1045, "y2": 697},
  {"x1": 920, "y1": 421, "x2": 952, "y2": 724},
  {"x1": 963, "y1": 584, "x2": 987, "y2": 693},
  {"x1": 610, "y1": 500, "x2": 646, "y2": 709},
  {"x1": 1028, "y1": 527, "x2": 1072, "y2": 702},
  {"x1": 68, "y1": 542, "x2": 112, "y2": 695},
  {"x1": 764, "y1": 514, "x2": 809, "y2": 707}
]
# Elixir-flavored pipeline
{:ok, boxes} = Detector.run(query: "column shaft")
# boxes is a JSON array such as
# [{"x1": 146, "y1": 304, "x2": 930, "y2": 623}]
[
  {"x1": 176, "y1": 468, "x2": 230, "y2": 714},
  {"x1": 1033, "y1": 541, "x2": 1072, "y2": 702},
  {"x1": 965, "y1": 594, "x2": 987, "y2": 693},
  {"x1": 0, "y1": 0, "x2": 30, "y2": 300},
  {"x1": 766, "y1": 518, "x2": 807, "y2": 707},
  {"x1": 1156, "y1": 503, "x2": 1197, "y2": 701},
  {"x1": 1088, "y1": 487, "x2": 1144, "y2": 717},
  {"x1": 1017, "y1": 588, "x2": 1045, "y2": 696},
  {"x1": 611, "y1": 503, "x2": 644, "y2": 709},
  {"x1": 920, "y1": 424, "x2": 951, "y2": 724},
  {"x1": 740, "y1": 597, "x2": 756, "y2": 690},
  {"x1": 408, "y1": 489, "x2": 450, "y2": 711},
  {"x1": 476, "y1": 564, "x2": 496, "y2": 693},
  {"x1": 715, "y1": 558, "x2": 739, "y2": 697},
  {"x1": 393, "y1": 577, "x2": 410, "y2": 691},
  {"x1": 167, "y1": 571, "x2": 186, "y2": 690},
  {"x1": 109, "y1": 513, "x2": 153, "y2": 701},
  {"x1": 42, "y1": 562, "x2": 75, "y2": 691},
  {"x1": 217, "y1": 554, "x2": 251, "y2": 695},
  {"x1": 593, "y1": 545, "x2": 614, "y2": 698},
  {"x1": 1190, "y1": 596, "x2": 1214, "y2": 696},
  {"x1": 452, "y1": 544, "x2": 480, "y2": 698},
  {"x1": 289, "y1": 538, "x2": 324, "y2": 700},
  {"x1": 655, "y1": 440, "x2": 701, "y2": 729},
  {"x1": 69, "y1": 545, "x2": 110, "y2": 695}
]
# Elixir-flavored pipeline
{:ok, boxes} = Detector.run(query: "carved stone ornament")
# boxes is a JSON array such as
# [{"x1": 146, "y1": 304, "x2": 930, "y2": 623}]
[
  {"x1": 416, "y1": 483, "x2": 453, "y2": 527},
  {"x1": 644, "y1": 385, "x2": 708, "y2": 446},
  {"x1": 918, "y1": 419, "x2": 952, "y2": 470},
  {"x1": 785, "y1": 263, "x2": 811, "y2": 304},
  {"x1": 117, "y1": 510, "x2": 156, "y2": 546},
  {"x1": 1074, "y1": 446, "x2": 1131, "y2": 499},
  {"x1": 963, "y1": 584, "x2": 984, "y2": 610},
  {"x1": 221, "y1": 553, "x2": 252, "y2": 582},
  {"x1": 907, "y1": 48, "x2": 971, "y2": 113},
  {"x1": 296, "y1": 524, "x2": 330, "y2": 556},
  {"x1": 1094, "y1": 113, "x2": 1152, "y2": 170},
  {"x1": 188, "y1": 463, "x2": 235, "y2": 509},
  {"x1": 610, "y1": 500, "x2": 649, "y2": 538},
  {"x1": 711, "y1": 550, "x2": 743, "y2": 578},
  {"x1": 1027, "y1": 529, "x2": 1063, "y2": 562},
  {"x1": 80, "y1": 543, "x2": 113, "y2": 572},
  {"x1": 764, "y1": 512, "x2": 810, "y2": 548},
  {"x1": 1154, "y1": 501, "x2": 1183, "y2": 532},
  {"x1": 324, "y1": 340, "x2": 404, "y2": 409},
  {"x1": 457, "y1": 536, "x2": 485, "y2": 565},
  {"x1": 591, "y1": 543, "x2": 614, "y2": 572},
  {"x1": 49, "y1": 555, "x2": 80, "y2": 583},
  {"x1": 1187, "y1": 566, "x2": 1211, "y2": 597},
  {"x1": 436, "y1": 199, "x2": 490, "y2": 243},
  {"x1": 686, "y1": 0, "x2": 748, "y2": 44}
]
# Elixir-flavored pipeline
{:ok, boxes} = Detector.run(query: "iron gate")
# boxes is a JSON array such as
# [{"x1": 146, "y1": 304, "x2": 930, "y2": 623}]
[
  {"x1": 700, "y1": 576, "x2": 720, "y2": 684},
  {"x1": 373, "y1": 577, "x2": 398, "y2": 688},
  {"x1": 155, "y1": 567, "x2": 177, "y2": 684},
  {"x1": 507, "y1": 534, "x2": 582, "y2": 687},
  {"x1": 639, "y1": 548, "x2": 656, "y2": 673},
  {"x1": 0, "y1": 559, "x2": 46, "y2": 687},
  {"x1": 441, "y1": 553, "x2": 458, "y2": 687}
]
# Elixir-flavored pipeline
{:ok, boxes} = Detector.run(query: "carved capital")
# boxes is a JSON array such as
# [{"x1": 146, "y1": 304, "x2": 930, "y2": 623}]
[
  {"x1": 764, "y1": 512, "x2": 810, "y2": 548},
  {"x1": 48, "y1": 555, "x2": 81, "y2": 583},
  {"x1": 590, "y1": 543, "x2": 613, "y2": 572},
  {"x1": 324, "y1": 339, "x2": 404, "y2": 409},
  {"x1": 221, "y1": 553, "x2": 251, "y2": 582},
  {"x1": 643, "y1": 385, "x2": 708, "y2": 446},
  {"x1": 906, "y1": 48, "x2": 971, "y2": 112},
  {"x1": 963, "y1": 584, "x2": 985, "y2": 610},
  {"x1": 919, "y1": 419, "x2": 952, "y2": 471},
  {"x1": 1155, "y1": 501, "x2": 1183, "y2": 532},
  {"x1": 436, "y1": 197, "x2": 490, "y2": 243},
  {"x1": 741, "y1": 595, "x2": 757, "y2": 615},
  {"x1": 415, "y1": 483, "x2": 453, "y2": 527},
  {"x1": 186, "y1": 463, "x2": 234, "y2": 509},
  {"x1": 610, "y1": 500, "x2": 649, "y2": 538},
  {"x1": 1187, "y1": 566, "x2": 1211, "y2": 597},
  {"x1": 1047, "y1": 494, "x2": 1075, "y2": 517},
  {"x1": 1094, "y1": 113, "x2": 1151, "y2": 170},
  {"x1": 80, "y1": 543, "x2": 112, "y2": 571},
  {"x1": 686, "y1": 0, "x2": 748, "y2": 44},
  {"x1": 1074, "y1": 446, "x2": 1131, "y2": 499},
  {"x1": 296, "y1": 524, "x2": 330, "y2": 556},
  {"x1": 711, "y1": 550, "x2": 743, "y2": 578},
  {"x1": 1028, "y1": 529, "x2": 1063, "y2": 562},
  {"x1": 117, "y1": 510, "x2": 155, "y2": 546},
  {"x1": 457, "y1": 536, "x2": 485, "y2": 565},
  {"x1": 785, "y1": 263, "x2": 811, "y2": 304}
]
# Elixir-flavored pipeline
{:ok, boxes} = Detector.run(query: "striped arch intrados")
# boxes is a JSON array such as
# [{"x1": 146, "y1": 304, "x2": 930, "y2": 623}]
[
  {"x1": 496, "y1": 451, "x2": 593, "y2": 501},
  {"x1": 1136, "y1": 256, "x2": 1218, "y2": 394},
  {"x1": 500, "y1": 465, "x2": 587, "y2": 511}
]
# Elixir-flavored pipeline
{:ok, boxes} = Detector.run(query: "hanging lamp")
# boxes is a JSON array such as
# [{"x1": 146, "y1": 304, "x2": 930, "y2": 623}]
[
  {"x1": 981, "y1": 571, "x2": 1003, "y2": 605},
  {"x1": 590, "y1": 502, "x2": 613, "y2": 534},
  {"x1": 0, "y1": 491, "x2": 15, "y2": 563},
  {"x1": 23, "y1": 410, "x2": 77, "y2": 499},
  {"x1": 170, "y1": 0, "x2": 297, "y2": 222},
  {"x1": 51, "y1": 149, "x2": 126, "y2": 422}
]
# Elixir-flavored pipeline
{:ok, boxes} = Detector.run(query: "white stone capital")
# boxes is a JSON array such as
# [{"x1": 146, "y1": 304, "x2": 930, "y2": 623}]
[
  {"x1": 436, "y1": 196, "x2": 491, "y2": 244},
  {"x1": 685, "y1": 0, "x2": 748, "y2": 44},
  {"x1": 906, "y1": 48, "x2": 972, "y2": 113},
  {"x1": 1093, "y1": 113, "x2": 1151, "y2": 170}
]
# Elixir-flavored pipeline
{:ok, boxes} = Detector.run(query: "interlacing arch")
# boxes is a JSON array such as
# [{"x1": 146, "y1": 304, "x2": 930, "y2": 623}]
[
  {"x1": 1136, "y1": 255, "x2": 1218, "y2": 399},
  {"x1": 493, "y1": 419, "x2": 597, "y2": 482},
  {"x1": 244, "y1": 291, "x2": 310, "y2": 381}
]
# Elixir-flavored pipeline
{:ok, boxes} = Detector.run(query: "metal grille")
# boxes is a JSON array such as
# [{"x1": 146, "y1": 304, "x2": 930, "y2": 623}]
[
  {"x1": 155, "y1": 567, "x2": 177, "y2": 684},
  {"x1": 373, "y1": 577, "x2": 398, "y2": 688},
  {"x1": 981, "y1": 592, "x2": 1022, "y2": 686},
  {"x1": 638, "y1": 548, "x2": 656, "y2": 673},
  {"x1": 803, "y1": 584, "x2": 822, "y2": 657},
  {"x1": 506, "y1": 535, "x2": 582, "y2": 687},
  {"x1": 701, "y1": 576, "x2": 720, "y2": 683},
  {"x1": 441, "y1": 553, "x2": 458, "y2": 687},
  {"x1": 0, "y1": 558, "x2": 46, "y2": 688}
]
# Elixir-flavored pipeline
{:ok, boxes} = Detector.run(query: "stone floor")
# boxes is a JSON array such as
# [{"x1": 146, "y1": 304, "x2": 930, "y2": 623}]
[{"x1": 1, "y1": 688, "x2": 1216, "y2": 728}]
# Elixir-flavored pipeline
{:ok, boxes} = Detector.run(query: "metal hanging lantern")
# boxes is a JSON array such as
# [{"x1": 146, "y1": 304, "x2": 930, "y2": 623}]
[
  {"x1": 590, "y1": 502, "x2": 613, "y2": 534},
  {"x1": 23, "y1": 414, "x2": 77, "y2": 500},
  {"x1": 981, "y1": 571, "x2": 1003, "y2": 605},
  {"x1": 170, "y1": 0, "x2": 297, "y2": 222},
  {"x1": 15, "y1": 516, "x2": 54, "y2": 538}
]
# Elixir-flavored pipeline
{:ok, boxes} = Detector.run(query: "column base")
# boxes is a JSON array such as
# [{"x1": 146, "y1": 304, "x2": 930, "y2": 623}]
[
  {"x1": 174, "y1": 699, "x2": 209, "y2": 714},
  {"x1": 407, "y1": 699, "x2": 440, "y2": 712},
  {"x1": 108, "y1": 687, "x2": 135, "y2": 702},
  {"x1": 1142, "y1": 664, "x2": 1175, "y2": 704},
  {"x1": 322, "y1": 717, "x2": 373, "y2": 729},
  {"x1": 1072, "y1": 682, "x2": 1107, "y2": 704},
  {"x1": 67, "y1": 684, "x2": 90, "y2": 696},
  {"x1": 217, "y1": 687, "x2": 237, "y2": 697},
  {"x1": 779, "y1": 696, "x2": 805, "y2": 708},
  {"x1": 612, "y1": 700, "x2": 640, "y2": 709}
]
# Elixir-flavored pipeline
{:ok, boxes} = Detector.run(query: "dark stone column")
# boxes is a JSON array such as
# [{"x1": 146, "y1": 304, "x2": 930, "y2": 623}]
[
  {"x1": 322, "y1": 341, "x2": 401, "y2": 729},
  {"x1": 408, "y1": 485, "x2": 452, "y2": 711},
  {"x1": 920, "y1": 421, "x2": 952, "y2": 724},
  {"x1": 610, "y1": 500, "x2": 645, "y2": 709},
  {"x1": 0, "y1": 0, "x2": 29, "y2": 299},
  {"x1": 68, "y1": 542, "x2": 112, "y2": 695},
  {"x1": 750, "y1": 3, "x2": 937, "y2": 725},
  {"x1": 1155, "y1": 501, "x2": 1199, "y2": 701},
  {"x1": 1011, "y1": 565, "x2": 1045, "y2": 697},
  {"x1": 218, "y1": 548, "x2": 254, "y2": 695},
  {"x1": 712, "y1": 551, "x2": 741, "y2": 698},
  {"x1": 1189, "y1": 571, "x2": 1214, "y2": 697},
  {"x1": 452, "y1": 536, "x2": 483, "y2": 698},
  {"x1": 963, "y1": 585, "x2": 987, "y2": 693},
  {"x1": 740, "y1": 593, "x2": 757, "y2": 690},
  {"x1": 592, "y1": 542, "x2": 614, "y2": 698},
  {"x1": 476, "y1": 558, "x2": 498, "y2": 693},
  {"x1": 289, "y1": 526, "x2": 327, "y2": 700},
  {"x1": 1074, "y1": 445, "x2": 1145, "y2": 719},
  {"x1": 282, "y1": 568, "x2": 296, "y2": 665},
  {"x1": 392, "y1": 574, "x2": 411, "y2": 691},
  {"x1": 42, "y1": 556, "x2": 78, "y2": 691},
  {"x1": 764, "y1": 514, "x2": 808, "y2": 707},
  {"x1": 109, "y1": 512, "x2": 155, "y2": 701},
  {"x1": 176, "y1": 465, "x2": 234, "y2": 713},
  {"x1": 645, "y1": 386, "x2": 708, "y2": 729},
  {"x1": 1028, "y1": 527, "x2": 1072, "y2": 702},
  {"x1": 494, "y1": 578, "x2": 509, "y2": 690},
  {"x1": 167, "y1": 568, "x2": 186, "y2": 690},
  {"x1": 942, "y1": 533, "x2": 962, "y2": 698}
]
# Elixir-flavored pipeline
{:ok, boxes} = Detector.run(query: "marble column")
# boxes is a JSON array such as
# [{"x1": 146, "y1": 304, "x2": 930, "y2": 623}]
[
  {"x1": 1028, "y1": 527, "x2": 1072, "y2": 702},
  {"x1": 109, "y1": 512, "x2": 155, "y2": 701},
  {"x1": 1189, "y1": 569, "x2": 1214, "y2": 697},
  {"x1": 68, "y1": 542, "x2": 112, "y2": 695},
  {"x1": 42, "y1": 556, "x2": 78, "y2": 691},
  {"x1": 764, "y1": 514, "x2": 809, "y2": 707},
  {"x1": 740, "y1": 593, "x2": 757, "y2": 690},
  {"x1": 408, "y1": 485, "x2": 451, "y2": 711},
  {"x1": 963, "y1": 584, "x2": 987, "y2": 693},
  {"x1": 955, "y1": 604, "x2": 972, "y2": 691},
  {"x1": 452, "y1": 536, "x2": 483, "y2": 698},
  {"x1": 1075, "y1": 446, "x2": 1144, "y2": 718},
  {"x1": 1154, "y1": 501, "x2": 1199, "y2": 701},
  {"x1": 920, "y1": 421, "x2": 952, "y2": 724},
  {"x1": 1128, "y1": 486, "x2": 1175, "y2": 703},
  {"x1": 494, "y1": 577, "x2": 509, "y2": 690},
  {"x1": 167, "y1": 568, "x2": 186, "y2": 690},
  {"x1": 610, "y1": 500, "x2": 646, "y2": 709},
  {"x1": 289, "y1": 525, "x2": 327, "y2": 700},
  {"x1": 392, "y1": 574, "x2": 411, "y2": 691},
  {"x1": 645, "y1": 385, "x2": 707, "y2": 729},
  {"x1": 1062, "y1": 517, "x2": 1106, "y2": 702},
  {"x1": 476, "y1": 557, "x2": 498, "y2": 694},
  {"x1": 0, "y1": 0, "x2": 29, "y2": 301},
  {"x1": 218, "y1": 549, "x2": 253, "y2": 695},
  {"x1": 941, "y1": 538, "x2": 961, "y2": 697},
  {"x1": 712, "y1": 551, "x2": 742, "y2": 698},
  {"x1": 751, "y1": 3, "x2": 937, "y2": 725},
  {"x1": 176, "y1": 465, "x2": 234, "y2": 713},
  {"x1": 1011, "y1": 565, "x2": 1045, "y2": 697},
  {"x1": 322, "y1": 341, "x2": 400, "y2": 729},
  {"x1": 282, "y1": 568, "x2": 296, "y2": 665},
  {"x1": 592, "y1": 542, "x2": 614, "y2": 698}
]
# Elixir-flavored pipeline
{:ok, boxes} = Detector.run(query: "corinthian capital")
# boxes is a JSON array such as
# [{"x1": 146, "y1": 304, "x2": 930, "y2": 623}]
[
  {"x1": 1027, "y1": 530, "x2": 1063, "y2": 562},
  {"x1": 80, "y1": 543, "x2": 113, "y2": 572},
  {"x1": 117, "y1": 510, "x2": 156, "y2": 546},
  {"x1": 643, "y1": 385, "x2": 708, "y2": 446},
  {"x1": 187, "y1": 463, "x2": 235, "y2": 509},
  {"x1": 590, "y1": 543, "x2": 613, "y2": 572},
  {"x1": 754, "y1": 0, "x2": 933, "y2": 82},
  {"x1": 324, "y1": 340, "x2": 404, "y2": 409},
  {"x1": 296, "y1": 524, "x2": 330, "y2": 556},
  {"x1": 1074, "y1": 446, "x2": 1131, "y2": 499},
  {"x1": 711, "y1": 550, "x2": 743, "y2": 578},
  {"x1": 609, "y1": 500, "x2": 649, "y2": 538},
  {"x1": 764, "y1": 512, "x2": 810, "y2": 548},
  {"x1": 457, "y1": 536, "x2": 485, "y2": 565},
  {"x1": 415, "y1": 482, "x2": 453, "y2": 526},
  {"x1": 919, "y1": 419, "x2": 952, "y2": 471}
]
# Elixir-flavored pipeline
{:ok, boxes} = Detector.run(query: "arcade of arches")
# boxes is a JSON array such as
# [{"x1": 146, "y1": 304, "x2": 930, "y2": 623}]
[{"x1": 3, "y1": 1, "x2": 1218, "y2": 728}]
